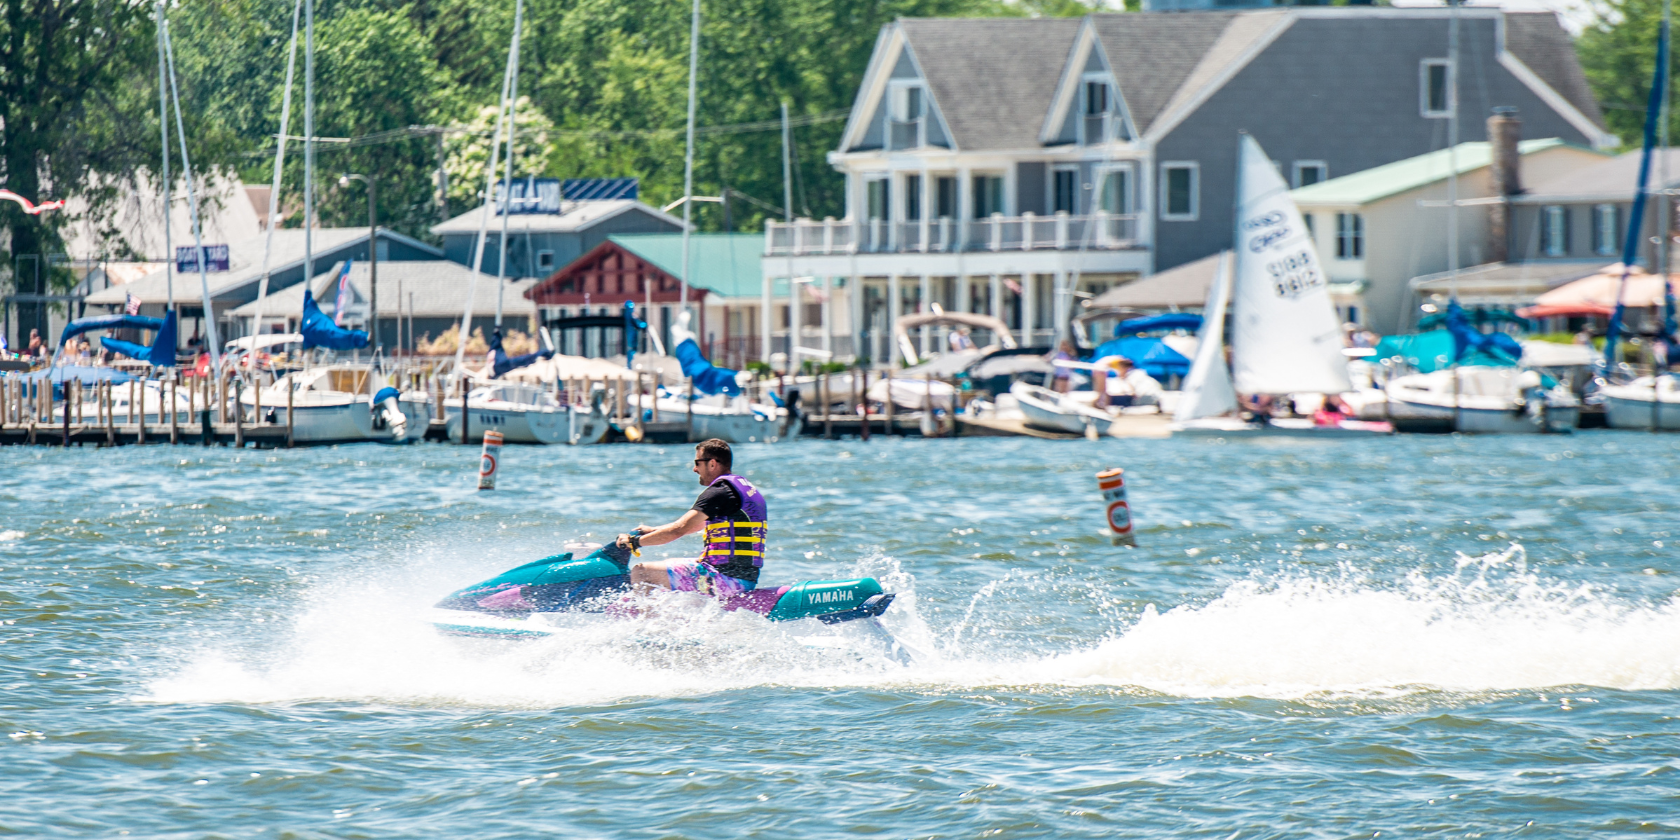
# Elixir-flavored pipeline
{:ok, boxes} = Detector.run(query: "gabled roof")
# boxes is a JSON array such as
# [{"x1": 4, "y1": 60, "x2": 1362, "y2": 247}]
[
  {"x1": 607, "y1": 234, "x2": 765, "y2": 298},
  {"x1": 1503, "y1": 12, "x2": 1605, "y2": 130},
  {"x1": 225, "y1": 259, "x2": 533, "y2": 319},
  {"x1": 1290, "y1": 138, "x2": 1579, "y2": 207},
  {"x1": 1090, "y1": 11, "x2": 1264, "y2": 137},
  {"x1": 83, "y1": 227, "x2": 443, "y2": 306},
  {"x1": 430, "y1": 199, "x2": 686, "y2": 237},
  {"x1": 902, "y1": 18, "x2": 1080, "y2": 152},
  {"x1": 843, "y1": 18, "x2": 1080, "y2": 153}
]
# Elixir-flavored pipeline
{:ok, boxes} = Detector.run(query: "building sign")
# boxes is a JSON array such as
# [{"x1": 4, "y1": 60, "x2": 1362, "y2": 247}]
[
  {"x1": 493, "y1": 178, "x2": 564, "y2": 215},
  {"x1": 176, "y1": 244, "x2": 230, "y2": 273},
  {"x1": 493, "y1": 177, "x2": 640, "y2": 214}
]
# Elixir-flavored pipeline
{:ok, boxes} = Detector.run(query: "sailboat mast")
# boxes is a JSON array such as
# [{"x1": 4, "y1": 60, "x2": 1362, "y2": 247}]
[
  {"x1": 451, "y1": 3, "x2": 520, "y2": 378},
  {"x1": 156, "y1": 1, "x2": 173, "y2": 322},
  {"x1": 162, "y1": 17, "x2": 221, "y2": 374},
  {"x1": 1661, "y1": 0, "x2": 1673, "y2": 363},
  {"x1": 679, "y1": 0, "x2": 699, "y2": 319},
  {"x1": 251, "y1": 0, "x2": 303, "y2": 344},
  {"x1": 495, "y1": 0, "x2": 524, "y2": 331},
  {"x1": 304, "y1": 0, "x2": 314, "y2": 309},
  {"x1": 1446, "y1": 0, "x2": 1460, "y2": 300}
]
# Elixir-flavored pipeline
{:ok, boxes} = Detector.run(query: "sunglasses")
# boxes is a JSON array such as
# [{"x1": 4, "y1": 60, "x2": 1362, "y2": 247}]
[{"x1": 693, "y1": 458, "x2": 716, "y2": 466}]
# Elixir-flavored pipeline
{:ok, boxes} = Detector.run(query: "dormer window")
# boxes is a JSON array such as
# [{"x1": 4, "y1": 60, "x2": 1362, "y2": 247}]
[
  {"x1": 1080, "y1": 73, "x2": 1114, "y2": 145},
  {"x1": 889, "y1": 81, "x2": 925, "y2": 150}
]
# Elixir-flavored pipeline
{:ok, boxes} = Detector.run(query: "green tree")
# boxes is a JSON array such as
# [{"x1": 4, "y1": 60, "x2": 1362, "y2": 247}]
[
  {"x1": 0, "y1": 0, "x2": 159, "y2": 338},
  {"x1": 1579, "y1": 0, "x2": 1675, "y2": 148}
]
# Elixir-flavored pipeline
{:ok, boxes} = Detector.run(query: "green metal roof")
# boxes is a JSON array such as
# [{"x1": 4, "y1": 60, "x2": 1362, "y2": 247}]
[
  {"x1": 608, "y1": 233, "x2": 776, "y2": 298},
  {"x1": 1290, "y1": 139, "x2": 1578, "y2": 207}
]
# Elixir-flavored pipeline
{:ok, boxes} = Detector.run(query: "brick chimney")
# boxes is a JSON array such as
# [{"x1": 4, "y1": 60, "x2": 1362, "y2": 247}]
[{"x1": 1487, "y1": 107, "x2": 1522, "y2": 264}]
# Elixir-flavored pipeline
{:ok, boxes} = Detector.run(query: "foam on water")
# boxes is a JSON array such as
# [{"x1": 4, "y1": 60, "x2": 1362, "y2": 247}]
[
  {"x1": 144, "y1": 545, "x2": 1680, "y2": 707},
  {"x1": 1043, "y1": 545, "x2": 1680, "y2": 697}
]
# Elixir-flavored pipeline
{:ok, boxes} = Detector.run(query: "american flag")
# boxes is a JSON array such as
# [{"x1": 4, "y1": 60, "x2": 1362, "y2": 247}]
[
  {"x1": 1005, "y1": 278, "x2": 1023, "y2": 295},
  {"x1": 124, "y1": 293, "x2": 142, "y2": 315},
  {"x1": 334, "y1": 260, "x2": 355, "y2": 326}
]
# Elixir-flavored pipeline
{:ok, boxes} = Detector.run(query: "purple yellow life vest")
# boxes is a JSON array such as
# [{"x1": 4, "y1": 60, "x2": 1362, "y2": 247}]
[{"x1": 701, "y1": 474, "x2": 768, "y2": 569}]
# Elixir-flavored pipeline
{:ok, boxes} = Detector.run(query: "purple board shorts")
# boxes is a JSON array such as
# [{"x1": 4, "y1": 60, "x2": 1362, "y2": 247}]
[{"x1": 667, "y1": 561, "x2": 756, "y2": 598}]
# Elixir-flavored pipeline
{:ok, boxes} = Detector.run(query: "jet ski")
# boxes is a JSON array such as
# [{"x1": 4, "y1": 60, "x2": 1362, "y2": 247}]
[{"x1": 428, "y1": 539, "x2": 906, "y2": 660}]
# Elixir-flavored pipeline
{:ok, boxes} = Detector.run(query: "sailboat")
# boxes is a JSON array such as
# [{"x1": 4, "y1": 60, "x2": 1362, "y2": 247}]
[
  {"x1": 1596, "y1": 2, "x2": 1678, "y2": 429},
  {"x1": 1172, "y1": 134, "x2": 1391, "y2": 437}
]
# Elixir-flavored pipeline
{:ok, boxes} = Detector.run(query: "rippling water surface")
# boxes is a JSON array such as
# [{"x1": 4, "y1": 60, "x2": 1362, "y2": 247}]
[{"x1": 5, "y1": 433, "x2": 1680, "y2": 837}]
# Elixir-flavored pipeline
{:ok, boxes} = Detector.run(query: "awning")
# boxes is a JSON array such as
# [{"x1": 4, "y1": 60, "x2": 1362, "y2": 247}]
[{"x1": 1525, "y1": 264, "x2": 1679, "y2": 311}]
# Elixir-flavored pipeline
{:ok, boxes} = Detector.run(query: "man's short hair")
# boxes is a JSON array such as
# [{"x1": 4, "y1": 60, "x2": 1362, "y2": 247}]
[{"x1": 695, "y1": 439, "x2": 732, "y2": 471}]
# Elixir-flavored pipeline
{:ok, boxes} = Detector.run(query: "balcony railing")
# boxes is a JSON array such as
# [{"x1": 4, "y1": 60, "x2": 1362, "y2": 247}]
[{"x1": 764, "y1": 212, "x2": 1142, "y2": 256}]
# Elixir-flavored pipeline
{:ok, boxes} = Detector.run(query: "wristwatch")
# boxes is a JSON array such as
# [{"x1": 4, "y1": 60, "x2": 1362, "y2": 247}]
[{"x1": 628, "y1": 532, "x2": 643, "y2": 550}]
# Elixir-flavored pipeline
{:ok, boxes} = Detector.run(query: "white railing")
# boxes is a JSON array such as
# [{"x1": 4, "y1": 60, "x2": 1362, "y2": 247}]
[{"x1": 764, "y1": 212, "x2": 1141, "y2": 256}]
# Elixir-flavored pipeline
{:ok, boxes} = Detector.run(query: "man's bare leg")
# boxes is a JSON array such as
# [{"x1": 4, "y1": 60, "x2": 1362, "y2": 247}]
[{"x1": 630, "y1": 561, "x2": 677, "y2": 592}]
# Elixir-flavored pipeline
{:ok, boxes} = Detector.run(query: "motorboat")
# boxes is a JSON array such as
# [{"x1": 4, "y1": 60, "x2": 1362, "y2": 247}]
[
  {"x1": 428, "y1": 539, "x2": 908, "y2": 662},
  {"x1": 242, "y1": 363, "x2": 421, "y2": 444},
  {"x1": 444, "y1": 379, "x2": 587, "y2": 445},
  {"x1": 1384, "y1": 366, "x2": 1579, "y2": 433},
  {"x1": 1601, "y1": 375, "x2": 1680, "y2": 429},
  {"x1": 629, "y1": 388, "x2": 801, "y2": 443}
]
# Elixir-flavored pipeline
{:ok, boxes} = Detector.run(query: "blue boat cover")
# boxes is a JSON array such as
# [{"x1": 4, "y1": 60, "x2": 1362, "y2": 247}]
[
  {"x1": 623, "y1": 301, "x2": 648, "y2": 370},
  {"x1": 372, "y1": 386, "x2": 400, "y2": 404},
  {"x1": 59, "y1": 313, "x2": 165, "y2": 347},
  {"x1": 1115, "y1": 313, "x2": 1202, "y2": 337},
  {"x1": 1089, "y1": 337, "x2": 1192, "y2": 379},
  {"x1": 100, "y1": 311, "x2": 179, "y2": 366},
  {"x1": 1444, "y1": 301, "x2": 1523, "y2": 366},
  {"x1": 674, "y1": 338, "x2": 742, "y2": 396},
  {"x1": 488, "y1": 328, "x2": 554, "y2": 378},
  {"x1": 300, "y1": 289, "x2": 369, "y2": 350}
]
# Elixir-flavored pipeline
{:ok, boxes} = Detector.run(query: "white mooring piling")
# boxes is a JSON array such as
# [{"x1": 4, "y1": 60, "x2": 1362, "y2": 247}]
[
  {"x1": 478, "y1": 429, "x2": 504, "y2": 490},
  {"x1": 1096, "y1": 468, "x2": 1136, "y2": 546}
]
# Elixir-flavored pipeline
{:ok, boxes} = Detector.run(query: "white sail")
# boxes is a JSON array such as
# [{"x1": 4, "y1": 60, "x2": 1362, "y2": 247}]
[
  {"x1": 1175, "y1": 251, "x2": 1239, "y2": 422},
  {"x1": 1230, "y1": 134, "x2": 1353, "y2": 395}
]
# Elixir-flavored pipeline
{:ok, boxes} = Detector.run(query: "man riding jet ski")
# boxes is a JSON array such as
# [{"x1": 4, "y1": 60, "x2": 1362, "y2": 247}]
[
  {"x1": 430, "y1": 439, "x2": 901, "y2": 646},
  {"x1": 616, "y1": 438, "x2": 764, "y2": 598}
]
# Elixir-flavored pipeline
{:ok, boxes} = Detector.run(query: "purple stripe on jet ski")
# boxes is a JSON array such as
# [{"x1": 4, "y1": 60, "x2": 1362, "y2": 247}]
[
  {"x1": 476, "y1": 585, "x2": 534, "y2": 610},
  {"x1": 719, "y1": 586, "x2": 790, "y2": 615}
]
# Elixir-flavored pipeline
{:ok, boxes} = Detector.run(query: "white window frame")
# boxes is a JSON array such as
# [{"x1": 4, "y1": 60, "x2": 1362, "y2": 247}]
[
  {"x1": 1420, "y1": 58, "x2": 1453, "y2": 119},
  {"x1": 1592, "y1": 203, "x2": 1619, "y2": 256},
  {"x1": 1051, "y1": 165, "x2": 1080, "y2": 214},
  {"x1": 1292, "y1": 161, "x2": 1328, "y2": 189},
  {"x1": 972, "y1": 172, "x2": 1006, "y2": 219},
  {"x1": 888, "y1": 80, "x2": 926, "y2": 149},
  {"x1": 1096, "y1": 163, "x2": 1135, "y2": 215},
  {"x1": 1079, "y1": 72, "x2": 1112, "y2": 145},
  {"x1": 1160, "y1": 161, "x2": 1199, "y2": 222},
  {"x1": 1542, "y1": 205, "x2": 1569, "y2": 257},
  {"x1": 1335, "y1": 212, "x2": 1364, "y2": 260},
  {"x1": 864, "y1": 175, "x2": 890, "y2": 221}
]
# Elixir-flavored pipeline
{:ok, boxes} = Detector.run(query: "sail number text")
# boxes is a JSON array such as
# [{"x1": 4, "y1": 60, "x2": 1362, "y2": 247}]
[{"x1": 1265, "y1": 251, "x2": 1323, "y2": 300}]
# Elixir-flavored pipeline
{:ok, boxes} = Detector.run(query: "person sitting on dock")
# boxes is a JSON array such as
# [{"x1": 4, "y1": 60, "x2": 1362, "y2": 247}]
[
  {"x1": 615, "y1": 438, "x2": 766, "y2": 598},
  {"x1": 1096, "y1": 356, "x2": 1161, "y2": 409}
]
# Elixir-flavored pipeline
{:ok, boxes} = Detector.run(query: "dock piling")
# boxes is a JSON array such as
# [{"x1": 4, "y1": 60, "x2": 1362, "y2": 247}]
[{"x1": 858, "y1": 367, "x2": 870, "y2": 442}]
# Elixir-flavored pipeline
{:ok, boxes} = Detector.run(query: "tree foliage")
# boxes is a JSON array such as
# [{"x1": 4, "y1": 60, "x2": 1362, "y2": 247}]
[
  {"x1": 0, "y1": 0, "x2": 159, "y2": 335},
  {"x1": 1578, "y1": 0, "x2": 1676, "y2": 148}
]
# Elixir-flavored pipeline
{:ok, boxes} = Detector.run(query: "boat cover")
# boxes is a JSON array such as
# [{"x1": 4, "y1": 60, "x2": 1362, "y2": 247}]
[
  {"x1": 488, "y1": 328, "x2": 554, "y2": 378},
  {"x1": 101, "y1": 311, "x2": 179, "y2": 366},
  {"x1": 1089, "y1": 336, "x2": 1192, "y2": 378},
  {"x1": 299, "y1": 289, "x2": 369, "y2": 350},
  {"x1": 1114, "y1": 313, "x2": 1202, "y2": 337}
]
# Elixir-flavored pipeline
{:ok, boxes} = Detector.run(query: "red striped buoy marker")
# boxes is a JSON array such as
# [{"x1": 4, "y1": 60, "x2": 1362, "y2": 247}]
[
  {"x1": 478, "y1": 429, "x2": 504, "y2": 491},
  {"x1": 1097, "y1": 468, "x2": 1135, "y2": 546}
]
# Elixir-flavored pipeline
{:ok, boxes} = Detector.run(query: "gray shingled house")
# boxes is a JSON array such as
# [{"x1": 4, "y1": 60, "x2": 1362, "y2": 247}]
[{"x1": 763, "y1": 8, "x2": 1610, "y2": 364}]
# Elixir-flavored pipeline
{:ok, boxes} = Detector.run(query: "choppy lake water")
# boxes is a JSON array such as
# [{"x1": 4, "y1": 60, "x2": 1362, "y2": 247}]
[{"x1": 4, "y1": 433, "x2": 1680, "y2": 837}]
